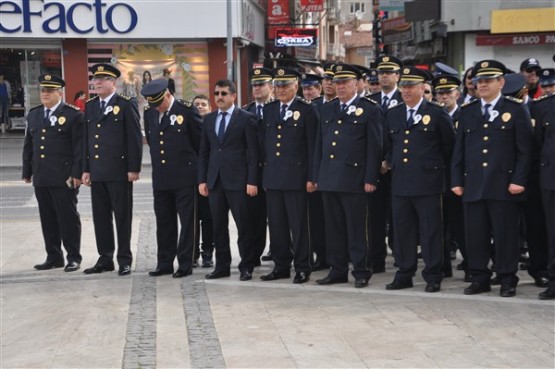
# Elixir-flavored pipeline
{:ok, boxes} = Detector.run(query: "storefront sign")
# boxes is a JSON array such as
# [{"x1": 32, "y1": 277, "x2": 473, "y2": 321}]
[
  {"x1": 476, "y1": 33, "x2": 555, "y2": 46},
  {"x1": 300, "y1": 0, "x2": 323, "y2": 13},
  {"x1": 382, "y1": 15, "x2": 413, "y2": 44},
  {"x1": 267, "y1": 0, "x2": 289, "y2": 39},
  {"x1": 0, "y1": 0, "x2": 138, "y2": 34},
  {"x1": 275, "y1": 28, "x2": 318, "y2": 47}
]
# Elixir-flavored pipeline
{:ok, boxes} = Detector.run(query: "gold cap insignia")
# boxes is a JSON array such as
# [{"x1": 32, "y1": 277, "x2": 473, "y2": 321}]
[
  {"x1": 544, "y1": 70, "x2": 549, "y2": 76},
  {"x1": 383, "y1": 57, "x2": 389, "y2": 62},
  {"x1": 403, "y1": 68, "x2": 410, "y2": 74},
  {"x1": 58, "y1": 116, "x2": 66, "y2": 125},
  {"x1": 440, "y1": 78, "x2": 447, "y2": 84},
  {"x1": 422, "y1": 115, "x2": 431, "y2": 125},
  {"x1": 177, "y1": 115, "x2": 184, "y2": 124},
  {"x1": 502, "y1": 112, "x2": 511, "y2": 122},
  {"x1": 45, "y1": 75, "x2": 51, "y2": 80},
  {"x1": 254, "y1": 69, "x2": 260, "y2": 75},
  {"x1": 98, "y1": 66, "x2": 104, "y2": 71},
  {"x1": 481, "y1": 61, "x2": 489, "y2": 68},
  {"x1": 336, "y1": 66, "x2": 343, "y2": 71},
  {"x1": 113, "y1": 106, "x2": 120, "y2": 115},
  {"x1": 277, "y1": 69, "x2": 285, "y2": 76}
]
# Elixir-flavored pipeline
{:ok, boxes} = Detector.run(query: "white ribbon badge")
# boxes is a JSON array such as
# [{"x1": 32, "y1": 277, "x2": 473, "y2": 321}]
[
  {"x1": 414, "y1": 114, "x2": 422, "y2": 124},
  {"x1": 347, "y1": 105, "x2": 356, "y2": 115},
  {"x1": 104, "y1": 106, "x2": 113, "y2": 115},
  {"x1": 49, "y1": 115, "x2": 57, "y2": 126},
  {"x1": 170, "y1": 114, "x2": 177, "y2": 125},
  {"x1": 284, "y1": 110, "x2": 293, "y2": 120},
  {"x1": 389, "y1": 99, "x2": 398, "y2": 107},
  {"x1": 489, "y1": 110, "x2": 499, "y2": 122}
]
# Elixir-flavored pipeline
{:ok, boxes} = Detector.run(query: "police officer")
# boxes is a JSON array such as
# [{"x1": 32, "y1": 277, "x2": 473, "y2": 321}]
[
  {"x1": 451, "y1": 60, "x2": 535, "y2": 297},
  {"x1": 520, "y1": 58, "x2": 543, "y2": 99},
  {"x1": 384, "y1": 67, "x2": 455, "y2": 292},
  {"x1": 301, "y1": 74, "x2": 323, "y2": 101},
  {"x1": 243, "y1": 68, "x2": 273, "y2": 265},
  {"x1": 369, "y1": 55, "x2": 403, "y2": 109},
  {"x1": 531, "y1": 86, "x2": 555, "y2": 299},
  {"x1": 82, "y1": 63, "x2": 143, "y2": 276},
  {"x1": 141, "y1": 79, "x2": 203, "y2": 278},
  {"x1": 367, "y1": 69, "x2": 381, "y2": 95},
  {"x1": 259, "y1": 68, "x2": 318, "y2": 284},
  {"x1": 537, "y1": 68, "x2": 555, "y2": 95},
  {"x1": 313, "y1": 63, "x2": 337, "y2": 109},
  {"x1": 22, "y1": 74, "x2": 83, "y2": 272},
  {"x1": 353, "y1": 65, "x2": 371, "y2": 97},
  {"x1": 313, "y1": 64, "x2": 383, "y2": 288}
]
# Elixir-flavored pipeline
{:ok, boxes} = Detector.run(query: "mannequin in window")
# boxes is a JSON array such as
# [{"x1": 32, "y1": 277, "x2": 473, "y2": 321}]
[{"x1": 0, "y1": 74, "x2": 11, "y2": 125}]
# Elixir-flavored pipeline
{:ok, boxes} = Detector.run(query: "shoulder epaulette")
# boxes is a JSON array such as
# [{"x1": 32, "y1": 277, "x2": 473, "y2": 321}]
[
  {"x1": 427, "y1": 100, "x2": 444, "y2": 108},
  {"x1": 388, "y1": 101, "x2": 405, "y2": 110},
  {"x1": 144, "y1": 105, "x2": 151, "y2": 111},
  {"x1": 86, "y1": 96, "x2": 98, "y2": 103},
  {"x1": 505, "y1": 96, "x2": 523, "y2": 104},
  {"x1": 176, "y1": 99, "x2": 192, "y2": 108},
  {"x1": 326, "y1": 97, "x2": 338, "y2": 104},
  {"x1": 461, "y1": 99, "x2": 479, "y2": 108},
  {"x1": 64, "y1": 103, "x2": 80, "y2": 111},
  {"x1": 242, "y1": 101, "x2": 255, "y2": 109},
  {"x1": 533, "y1": 94, "x2": 554, "y2": 102},
  {"x1": 117, "y1": 94, "x2": 131, "y2": 101},
  {"x1": 361, "y1": 96, "x2": 378, "y2": 105},
  {"x1": 297, "y1": 97, "x2": 312, "y2": 105},
  {"x1": 29, "y1": 104, "x2": 43, "y2": 112},
  {"x1": 266, "y1": 99, "x2": 280, "y2": 105}
]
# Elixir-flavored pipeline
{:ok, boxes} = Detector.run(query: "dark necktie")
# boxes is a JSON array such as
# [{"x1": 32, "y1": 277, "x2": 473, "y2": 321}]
[
  {"x1": 256, "y1": 104, "x2": 263, "y2": 119},
  {"x1": 44, "y1": 109, "x2": 51, "y2": 125},
  {"x1": 382, "y1": 96, "x2": 389, "y2": 109},
  {"x1": 341, "y1": 103, "x2": 347, "y2": 112},
  {"x1": 483, "y1": 103, "x2": 491, "y2": 121},
  {"x1": 100, "y1": 100, "x2": 106, "y2": 113},
  {"x1": 217, "y1": 112, "x2": 227, "y2": 142},
  {"x1": 280, "y1": 104, "x2": 288, "y2": 120},
  {"x1": 160, "y1": 111, "x2": 169, "y2": 125},
  {"x1": 407, "y1": 109, "x2": 415, "y2": 128}
]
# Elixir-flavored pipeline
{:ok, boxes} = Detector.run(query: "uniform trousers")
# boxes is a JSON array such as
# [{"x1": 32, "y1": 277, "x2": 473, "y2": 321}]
[
  {"x1": 266, "y1": 189, "x2": 311, "y2": 274},
  {"x1": 209, "y1": 178, "x2": 255, "y2": 273},
  {"x1": 248, "y1": 187, "x2": 268, "y2": 262},
  {"x1": 322, "y1": 192, "x2": 372, "y2": 280},
  {"x1": 194, "y1": 193, "x2": 214, "y2": 258},
  {"x1": 464, "y1": 200, "x2": 520, "y2": 286},
  {"x1": 154, "y1": 187, "x2": 196, "y2": 272},
  {"x1": 308, "y1": 191, "x2": 326, "y2": 262},
  {"x1": 367, "y1": 172, "x2": 391, "y2": 270},
  {"x1": 542, "y1": 190, "x2": 555, "y2": 286},
  {"x1": 91, "y1": 181, "x2": 133, "y2": 266},
  {"x1": 391, "y1": 194, "x2": 444, "y2": 283},
  {"x1": 34, "y1": 186, "x2": 81, "y2": 263},
  {"x1": 443, "y1": 194, "x2": 466, "y2": 272},
  {"x1": 522, "y1": 172, "x2": 548, "y2": 279}
]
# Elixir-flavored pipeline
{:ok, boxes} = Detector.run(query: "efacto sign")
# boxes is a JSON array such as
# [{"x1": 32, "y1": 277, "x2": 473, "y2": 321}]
[
  {"x1": 0, "y1": 0, "x2": 138, "y2": 35},
  {"x1": 275, "y1": 28, "x2": 318, "y2": 47}
]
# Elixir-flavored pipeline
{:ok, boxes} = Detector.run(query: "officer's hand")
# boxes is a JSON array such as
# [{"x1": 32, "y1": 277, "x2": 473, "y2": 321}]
[
  {"x1": 451, "y1": 186, "x2": 463, "y2": 196},
  {"x1": 128, "y1": 172, "x2": 140, "y2": 182},
  {"x1": 247, "y1": 185, "x2": 258, "y2": 197},
  {"x1": 82, "y1": 172, "x2": 91, "y2": 186},
  {"x1": 364, "y1": 183, "x2": 377, "y2": 193},
  {"x1": 508, "y1": 183, "x2": 525, "y2": 195},
  {"x1": 73, "y1": 178, "x2": 82, "y2": 188},
  {"x1": 199, "y1": 183, "x2": 209, "y2": 197},
  {"x1": 380, "y1": 160, "x2": 390, "y2": 174},
  {"x1": 306, "y1": 181, "x2": 316, "y2": 193},
  {"x1": 23, "y1": 177, "x2": 31, "y2": 184}
]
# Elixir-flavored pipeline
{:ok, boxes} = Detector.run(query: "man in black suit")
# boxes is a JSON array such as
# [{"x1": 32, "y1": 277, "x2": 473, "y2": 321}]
[
  {"x1": 82, "y1": 63, "x2": 143, "y2": 276},
  {"x1": 313, "y1": 64, "x2": 383, "y2": 288},
  {"x1": 531, "y1": 90, "x2": 555, "y2": 299},
  {"x1": 259, "y1": 68, "x2": 318, "y2": 284},
  {"x1": 384, "y1": 67, "x2": 455, "y2": 293},
  {"x1": 366, "y1": 55, "x2": 404, "y2": 274},
  {"x1": 22, "y1": 74, "x2": 83, "y2": 272},
  {"x1": 198, "y1": 79, "x2": 259, "y2": 281},
  {"x1": 141, "y1": 79, "x2": 203, "y2": 278},
  {"x1": 451, "y1": 60, "x2": 535, "y2": 297},
  {"x1": 242, "y1": 68, "x2": 273, "y2": 265}
]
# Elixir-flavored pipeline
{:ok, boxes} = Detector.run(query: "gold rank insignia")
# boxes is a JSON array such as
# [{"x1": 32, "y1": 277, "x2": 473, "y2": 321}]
[
  {"x1": 45, "y1": 75, "x2": 51, "y2": 80},
  {"x1": 58, "y1": 116, "x2": 66, "y2": 125},
  {"x1": 336, "y1": 65, "x2": 343, "y2": 71},
  {"x1": 98, "y1": 66, "x2": 104, "y2": 71},
  {"x1": 293, "y1": 111, "x2": 300, "y2": 121},
  {"x1": 355, "y1": 107, "x2": 363, "y2": 116},
  {"x1": 481, "y1": 61, "x2": 488, "y2": 68},
  {"x1": 254, "y1": 69, "x2": 260, "y2": 75},
  {"x1": 422, "y1": 115, "x2": 431, "y2": 125},
  {"x1": 277, "y1": 69, "x2": 285, "y2": 75},
  {"x1": 177, "y1": 115, "x2": 184, "y2": 124},
  {"x1": 113, "y1": 106, "x2": 120, "y2": 115},
  {"x1": 404, "y1": 68, "x2": 410, "y2": 74},
  {"x1": 502, "y1": 112, "x2": 511, "y2": 122},
  {"x1": 383, "y1": 57, "x2": 389, "y2": 62}
]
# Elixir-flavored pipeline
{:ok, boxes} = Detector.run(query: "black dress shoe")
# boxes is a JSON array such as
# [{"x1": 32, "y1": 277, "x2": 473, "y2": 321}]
[
  {"x1": 464, "y1": 273, "x2": 472, "y2": 283},
  {"x1": 425, "y1": 282, "x2": 441, "y2": 293},
  {"x1": 173, "y1": 269, "x2": 192, "y2": 278},
  {"x1": 261, "y1": 251, "x2": 273, "y2": 261},
  {"x1": 83, "y1": 263, "x2": 115, "y2": 274},
  {"x1": 64, "y1": 261, "x2": 80, "y2": 272},
  {"x1": 386, "y1": 280, "x2": 413, "y2": 290},
  {"x1": 490, "y1": 276, "x2": 501, "y2": 285},
  {"x1": 149, "y1": 268, "x2": 173, "y2": 277},
  {"x1": 293, "y1": 272, "x2": 310, "y2": 284},
  {"x1": 372, "y1": 265, "x2": 386, "y2": 274},
  {"x1": 260, "y1": 270, "x2": 290, "y2": 281},
  {"x1": 534, "y1": 276, "x2": 549, "y2": 288},
  {"x1": 539, "y1": 286, "x2": 555, "y2": 300},
  {"x1": 315, "y1": 274, "x2": 348, "y2": 285},
  {"x1": 312, "y1": 259, "x2": 330, "y2": 271},
  {"x1": 239, "y1": 270, "x2": 252, "y2": 281},
  {"x1": 205, "y1": 270, "x2": 230, "y2": 279},
  {"x1": 443, "y1": 270, "x2": 453, "y2": 278},
  {"x1": 354, "y1": 278, "x2": 369, "y2": 288},
  {"x1": 118, "y1": 265, "x2": 131, "y2": 276},
  {"x1": 499, "y1": 284, "x2": 516, "y2": 297},
  {"x1": 192, "y1": 259, "x2": 199, "y2": 268},
  {"x1": 34, "y1": 260, "x2": 64, "y2": 270},
  {"x1": 464, "y1": 282, "x2": 491, "y2": 295}
]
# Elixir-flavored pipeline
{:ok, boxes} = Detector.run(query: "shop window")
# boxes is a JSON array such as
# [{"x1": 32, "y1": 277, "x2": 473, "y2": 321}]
[{"x1": 350, "y1": 2, "x2": 365, "y2": 14}]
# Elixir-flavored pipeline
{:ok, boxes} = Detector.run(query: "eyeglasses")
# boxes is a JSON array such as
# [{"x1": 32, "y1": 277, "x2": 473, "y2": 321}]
[
  {"x1": 370, "y1": 82, "x2": 380, "y2": 86},
  {"x1": 213, "y1": 91, "x2": 229, "y2": 96},
  {"x1": 424, "y1": 90, "x2": 432, "y2": 94},
  {"x1": 93, "y1": 76, "x2": 114, "y2": 82}
]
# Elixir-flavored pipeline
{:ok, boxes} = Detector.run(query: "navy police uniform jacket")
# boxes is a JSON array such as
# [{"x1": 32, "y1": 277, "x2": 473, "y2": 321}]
[
  {"x1": 368, "y1": 90, "x2": 403, "y2": 112},
  {"x1": 313, "y1": 96, "x2": 383, "y2": 193},
  {"x1": 23, "y1": 102, "x2": 84, "y2": 187},
  {"x1": 385, "y1": 100, "x2": 455, "y2": 196},
  {"x1": 261, "y1": 97, "x2": 318, "y2": 190},
  {"x1": 144, "y1": 99, "x2": 203, "y2": 190},
  {"x1": 531, "y1": 93, "x2": 555, "y2": 191},
  {"x1": 451, "y1": 97, "x2": 535, "y2": 202},
  {"x1": 83, "y1": 94, "x2": 143, "y2": 181},
  {"x1": 198, "y1": 108, "x2": 259, "y2": 190}
]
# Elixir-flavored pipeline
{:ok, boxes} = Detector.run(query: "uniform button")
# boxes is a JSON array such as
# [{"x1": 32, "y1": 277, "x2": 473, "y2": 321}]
[
  {"x1": 482, "y1": 162, "x2": 488, "y2": 167},
  {"x1": 161, "y1": 160, "x2": 166, "y2": 164},
  {"x1": 40, "y1": 146, "x2": 44, "y2": 150},
  {"x1": 160, "y1": 141, "x2": 164, "y2": 145},
  {"x1": 403, "y1": 158, "x2": 408, "y2": 163},
  {"x1": 161, "y1": 150, "x2": 165, "y2": 154},
  {"x1": 276, "y1": 152, "x2": 280, "y2": 156},
  {"x1": 354, "y1": 163, "x2": 358, "y2": 166},
  {"x1": 483, "y1": 136, "x2": 489, "y2": 141},
  {"x1": 41, "y1": 136, "x2": 45, "y2": 140},
  {"x1": 405, "y1": 130, "x2": 410, "y2": 134},
  {"x1": 483, "y1": 124, "x2": 489, "y2": 128},
  {"x1": 276, "y1": 143, "x2": 281, "y2": 147},
  {"x1": 483, "y1": 149, "x2": 488, "y2": 154},
  {"x1": 160, "y1": 132, "x2": 164, "y2": 136},
  {"x1": 332, "y1": 142, "x2": 337, "y2": 146},
  {"x1": 40, "y1": 154, "x2": 45, "y2": 158},
  {"x1": 94, "y1": 144, "x2": 99, "y2": 149},
  {"x1": 277, "y1": 135, "x2": 282, "y2": 139},
  {"x1": 330, "y1": 154, "x2": 335, "y2": 159},
  {"x1": 403, "y1": 149, "x2": 408, "y2": 153},
  {"x1": 334, "y1": 130, "x2": 339, "y2": 135},
  {"x1": 95, "y1": 135, "x2": 99, "y2": 139},
  {"x1": 404, "y1": 139, "x2": 409, "y2": 144},
  {"x1": 94, "y1": 155, "x2": 99, "y2": 159},
  {"x1": 278, "y1": 125, "x2": 282, "y2": 130},
  {"x1": 338, "y1": 120, "x2": 342, "y2": 124},
  {"x1": 41, "y1": 129, "x2": 46, "y2": 133},
  {"x1": 97, "y1": 124, "x2": 100, "y2": 128}
]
